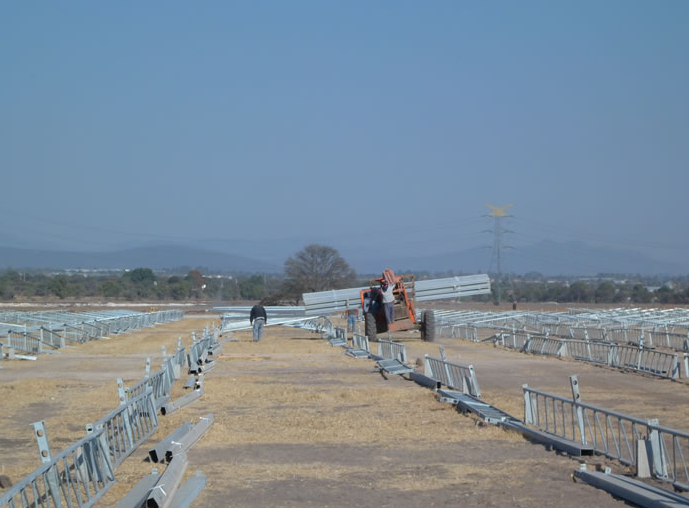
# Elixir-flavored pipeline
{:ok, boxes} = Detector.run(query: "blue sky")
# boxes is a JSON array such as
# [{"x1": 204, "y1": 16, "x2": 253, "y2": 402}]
[{"x1": 1, "y1": 1, "x2": 688, "y2": 270}]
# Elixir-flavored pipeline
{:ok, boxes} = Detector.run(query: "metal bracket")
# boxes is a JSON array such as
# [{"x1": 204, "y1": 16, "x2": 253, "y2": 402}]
[
  {"x1": 117, "y1": 378, "x2": 127, "y2": 405},
  {"x1": 569, "y1": 375, "x2": 586, "y2": 445},
  {"x1": 31, "y1": 420, "x2": 52, "y2": 463}
]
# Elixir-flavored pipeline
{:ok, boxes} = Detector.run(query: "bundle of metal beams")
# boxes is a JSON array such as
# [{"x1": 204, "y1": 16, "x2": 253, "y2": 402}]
[
  {"x1": 302, "y1": 274, "x2": 491, "y2": 316},
  {"x1": 219, "y1": 314, "x2": 334, "y2": 336},
  {"x1": 214, "y1": 305, "x2": 305, "y2": 317}
]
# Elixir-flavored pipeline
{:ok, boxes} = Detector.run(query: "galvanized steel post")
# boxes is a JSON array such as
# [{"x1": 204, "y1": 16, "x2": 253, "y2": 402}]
[
  {"x1": 569, "y1": 375, "x2": 586, "y2": 445},
  {"x1": 523, "y1": 384, "x2": 534, "y2": 425}
]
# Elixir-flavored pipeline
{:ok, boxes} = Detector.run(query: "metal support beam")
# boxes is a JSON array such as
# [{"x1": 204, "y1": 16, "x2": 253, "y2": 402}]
[
  {"x1": 160, "y1": 387, "x2": 204, "y2": 416},
  {"x1": 168, "y1": 471, "x2": 206, "y2": 508},
  {"x1": 573, "y1": 464, "x2": 689, "y2": 507},
  {"x1": 165, "y1": 414, "x2": 214, "y2": 463},
  {"x1": 148, "y1": 423, "x2": 192, "y2": 463},
  {"x1": 113, "y1": 470, "x2": 160, "y2": 508},
  {"x1": 146, "y1": 453, "x2": 188, "y2": 508}
]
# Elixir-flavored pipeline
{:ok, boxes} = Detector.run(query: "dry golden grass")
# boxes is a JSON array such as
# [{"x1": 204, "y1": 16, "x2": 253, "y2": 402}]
[{"x1": 3, "y1": 311, "x2": 686, "y2": 507}]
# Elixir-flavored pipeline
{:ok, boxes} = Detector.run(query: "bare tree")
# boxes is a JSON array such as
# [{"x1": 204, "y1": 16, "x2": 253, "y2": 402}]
[{"x1": 283, "y1": 244, "x2": 357, "y2": 302}]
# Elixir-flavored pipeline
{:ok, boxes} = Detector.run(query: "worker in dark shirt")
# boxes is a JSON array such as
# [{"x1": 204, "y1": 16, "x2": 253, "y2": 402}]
[{"x1": 250, "y1": 304, "x2": 267, "y2": 342}]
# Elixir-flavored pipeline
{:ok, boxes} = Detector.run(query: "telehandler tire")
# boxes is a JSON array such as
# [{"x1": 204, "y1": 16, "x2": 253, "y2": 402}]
[
  {"x1": 364, "y1": 312, "x2": 377, "y2": 340},
  {"x1": 421, "y1": 309, "x2": 437, "y2": 342}
]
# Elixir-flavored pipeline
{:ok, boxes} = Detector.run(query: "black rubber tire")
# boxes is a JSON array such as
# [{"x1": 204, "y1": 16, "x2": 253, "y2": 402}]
[
  {"x1": 421, "y1": 310, "x2": 437, "y2": 342},
  {"x1": 364, "y1": 312, "x2": 377, "y2": 340}
]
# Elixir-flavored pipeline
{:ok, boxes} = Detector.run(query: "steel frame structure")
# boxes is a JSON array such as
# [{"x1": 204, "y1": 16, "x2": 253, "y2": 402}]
[
  {"x1": 1, "y1": 325, "x2": 218, "y2": 508},
  {"x1": 0, "y1": 310, "x2": 183, "y2": 357},
  {"x1": 523, "y1": 377, "x2": 689, "y2": 491}
]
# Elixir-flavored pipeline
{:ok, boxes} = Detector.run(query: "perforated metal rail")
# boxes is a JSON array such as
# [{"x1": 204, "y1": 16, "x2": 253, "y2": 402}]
[
  {"x1": 524, "y1": 376, "x2": 689, "y2": 490},
  {"x1": 0, "y1": 324, "x2": 219, "y2": 508},
  {"x1": 424, "y1": 355, "x2": 481, "y2": 398},
  {"x1": 0, "y1": 428, "x2": 115, "y2": 508}
]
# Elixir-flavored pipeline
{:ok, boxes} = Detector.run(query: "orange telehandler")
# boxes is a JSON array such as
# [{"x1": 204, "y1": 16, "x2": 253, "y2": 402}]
[{"x1": 359, "y1": 269, "x2": 437, "y2": 341}]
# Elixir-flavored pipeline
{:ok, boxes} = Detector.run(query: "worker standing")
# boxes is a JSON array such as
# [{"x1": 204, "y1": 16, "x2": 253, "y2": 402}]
[
  {"x1": 380, "y1": 279, "x2": 395, "y2": 327},
  {"x1": 346, "y1": 307, "x2": 358, "y2": 333},
  {"x1": 250, "y1": 303, "x2": 267, "y2": 342}
]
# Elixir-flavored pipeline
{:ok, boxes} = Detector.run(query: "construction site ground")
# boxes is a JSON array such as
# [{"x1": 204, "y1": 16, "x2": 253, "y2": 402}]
[{"x1": 1, "y1": 307, "x2": 687, "y2": 508}]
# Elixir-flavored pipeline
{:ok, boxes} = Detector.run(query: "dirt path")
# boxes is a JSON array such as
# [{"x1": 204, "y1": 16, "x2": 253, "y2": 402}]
[{"x1": 2, "y1": 315, "x2": 686, "y2": 507}]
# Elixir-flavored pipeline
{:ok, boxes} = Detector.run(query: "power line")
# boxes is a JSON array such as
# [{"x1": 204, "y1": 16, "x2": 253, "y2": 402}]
[{"x1": 484, "y1": 203, "x2": 513, "y2": 304}]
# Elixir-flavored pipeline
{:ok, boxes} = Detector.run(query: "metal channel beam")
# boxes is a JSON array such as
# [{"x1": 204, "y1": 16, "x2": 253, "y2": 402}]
[
  {"x1": 438, "y1": 390, "x2": 516, "y2": 425},
  {"x1": 160, "y1": 387, "x2": 204, "y2": 416},
  {"x1": 113, "y1": 471, "x2": 161, "y2": 508},
  {"x1": 502, "y1": 421, "x2": 594, "y2": 456},
  {"x1": 375, "y1": 358, "x2": 415, "y2": 376},
  {"x1": 410, "y1": 372, "x2": 441, "y2": 390},
  {"x1": 165, "y1": 414, "x2": 213, "y2": 462},
  {"x1": 303, "y1": 287, "x2": 366, "y2": 316},
  {"x1": 302, "y1": 274, "x2": 491, "y2": 316},
  {"x1": 147, "y1": 453, "x2": 188, "y2": 508},
  {"x1": 169, "y1": 471, "x2": 207, "y2": 508},
  {"x1": 415, "y1": 274, "x2": 491, "y2": 302},
  {"x1": 148, "y1": 423, "x2": 192, "y2": 463},
  {"x1": 573, "y1": 465, "x2": 689, "y2": 507}
]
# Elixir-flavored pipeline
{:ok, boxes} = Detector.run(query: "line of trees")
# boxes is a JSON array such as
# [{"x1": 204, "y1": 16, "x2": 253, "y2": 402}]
[
  {"x1": 0, "y1": 268, "x2": 282, "y2": 302},
  {"x1": 0, "y1": 244, "x2": 359, "y2": 303},
  {"x1": 1, "y1": 244, "x2": 688, "y2": 304},
  {"x1": 484, "y1": 280, "x2": 689, "y2": 305}
]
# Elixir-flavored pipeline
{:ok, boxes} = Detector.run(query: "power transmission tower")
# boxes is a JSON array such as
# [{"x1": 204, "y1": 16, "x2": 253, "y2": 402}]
[{"x1": 484, "y1": 203, "x2": 513, "y2": 305}]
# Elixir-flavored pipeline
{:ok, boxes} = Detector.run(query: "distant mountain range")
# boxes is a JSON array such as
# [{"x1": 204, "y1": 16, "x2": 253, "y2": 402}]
[
  {"x1": 350, "y1": 240, "x2": 684, "y2": 276},
  {"x1": 0, "y1": 245, "x2": 280, "y2": 273},
  {"x1": 0, "y1": 240, "x2": 684, "y2": 276}
]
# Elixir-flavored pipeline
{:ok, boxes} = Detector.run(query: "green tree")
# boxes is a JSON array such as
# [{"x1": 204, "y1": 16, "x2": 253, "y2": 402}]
[
  {"x1": 239, "y1": 275, "x2": 265, "y2": 300},
  {"x1": 282, "y1": 244, "x2": 356, "y2": 302},
  {"x1": 656, "y1": 286, "x2": 672, "y2": 304},
  {"x1": 169, "y1": 279, "x2": 192, "y2": 300},
  {"x1": 567, "y1": 282, "x2": 590, "y2": 303},
  {"x1": 99, "y1": 280, "x2": 121, "y2": 298},
  {"x1": 121, "y1": 268, "x2": 157, "y2": 299},
  {"x1": 49, "y1": 275, "x2": 71, "y2": 299},
  {"x1": 220, "y1": 278, "x2": 240, "y2": 300},
  {"x1": 186, "y1": 270, "x2": 204, "y2": 289},
  {"x1": 545, "y1": 283, "x2": 568, "y2": 302},
  {"x1": 185, "y1": 270, "x2": 205, "y2": 298},
  {"x1": 631, "y1": 283, "x2": 652, "y2": 303},
  {"x1": 594, "y1": 282, "x2": 615, "y2": 303},
  {"x1": 613, "y1": 284, "x2": 631, "y2": 303},
  {"x1": 125, "y1": 268, "x2": 156, "y2": 284}
]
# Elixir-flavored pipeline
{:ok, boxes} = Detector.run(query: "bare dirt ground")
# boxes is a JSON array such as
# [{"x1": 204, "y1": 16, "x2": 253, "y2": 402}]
[{"x1": 2, "y1": 306, "x2": 688, "y2": 507}]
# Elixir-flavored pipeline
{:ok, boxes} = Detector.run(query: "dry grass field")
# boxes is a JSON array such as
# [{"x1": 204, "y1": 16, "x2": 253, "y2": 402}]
[{"x1": 2, "y1": 305, "x2": 688, "y2": 507}]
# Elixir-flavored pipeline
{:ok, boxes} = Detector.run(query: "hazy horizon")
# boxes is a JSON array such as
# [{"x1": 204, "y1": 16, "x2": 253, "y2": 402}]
[{"x1": 2, "y1": 1, "x2": 688, "y2": 274}]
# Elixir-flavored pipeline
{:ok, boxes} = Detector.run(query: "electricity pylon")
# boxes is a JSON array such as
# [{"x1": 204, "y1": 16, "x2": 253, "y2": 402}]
[{"x1": 485, "y1": 203, "x2": 513, "y2": 305}]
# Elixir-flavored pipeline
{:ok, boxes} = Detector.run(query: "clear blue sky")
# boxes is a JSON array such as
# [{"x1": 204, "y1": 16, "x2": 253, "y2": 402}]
[{"x1": 1, "y1": 1, "x2": 688, "y2": 268}]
